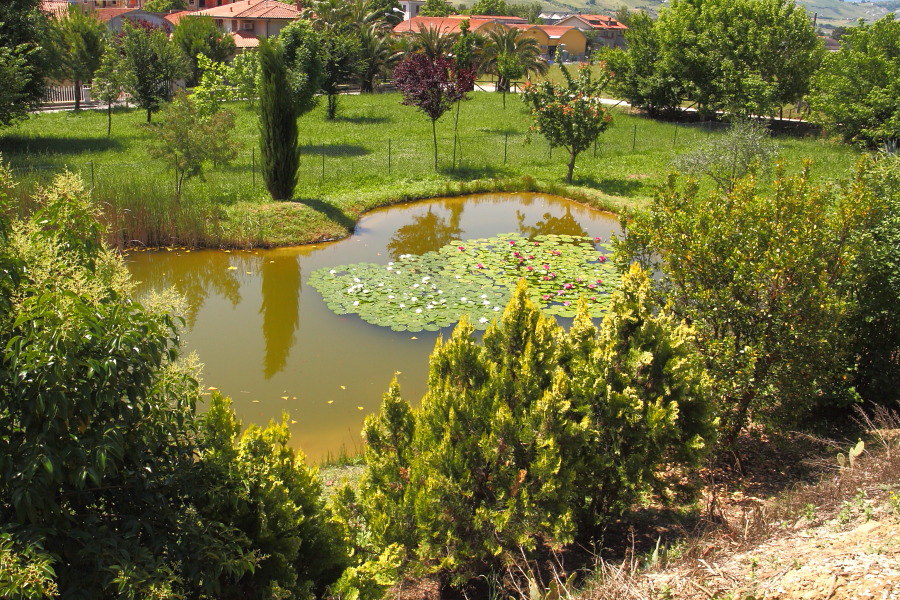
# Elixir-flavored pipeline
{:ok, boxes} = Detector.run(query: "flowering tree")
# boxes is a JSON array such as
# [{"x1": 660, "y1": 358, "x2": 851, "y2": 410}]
[
  {"x1": 393, "y1": 53, "x2": 475, "y2": 170},
  {"x1": 521, "y1": 61, "x2": 612, "y2": 183}
]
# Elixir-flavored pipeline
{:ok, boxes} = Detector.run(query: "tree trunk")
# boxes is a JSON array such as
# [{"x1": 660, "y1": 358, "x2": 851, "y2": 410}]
[
  {"x1": 566, "y1": 148, "x2": 577, "y2": 183},
  {"x1": 431, "y1": 118, "x2": 438, "y2": 170},
  {"x1": 147, "y1": 108, "x2": 152, "y2": 123},
  {"x1": 107, "y1": 104, "x2": 112, "y2": 136},
  {"x1": 74, "y1": 80, "x2": 82, "y2": 111},
  {"x1": 327, "y1": 93, "x2": 338, "y2": 120}
]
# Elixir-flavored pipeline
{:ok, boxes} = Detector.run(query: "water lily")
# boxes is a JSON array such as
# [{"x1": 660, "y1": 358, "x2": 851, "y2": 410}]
[
  {"x1": 493, "y1": 306, "x2": 500, "y2": 311},
  {"x1": 564, "y1": 283, "x2": 574, "y2": 289},
  {"x1": 594, "y1": 236, "x2": 602, "y2": 242},
  {"x1": 353, "y1": 301, "x2": 360, "y2": 306},
  {"x1": 526, "y1": 266, "x2": 534, "y2": 271},
  {"x1": 541, "y1": 294, "x2": 551, "y2": 300},
  {"x1": 588, "y1": 283, "x2": 596, "y2": 289},
  {"x1": 476, "y1": 263, "x2": 484, "y2": 269},
  {"x1": 329, "y1": 269, "x2": 337, "y2": 274},
  {"x1": 415, "y1": 308, "x2": 423, "y2": 313},
  {"x1": 458, "y1": 246, "x2": 465, "y2": 251},
  {"x1": 543, "y1": 264, "x2": 550, "y2": 270},
  {"x1": 399, "y1": 303, "x2": 406, "y2": 308},
  {"x1": 598, "y1": 255, "x2": 607, "y2": 262},
  {"x1": 563, "y1": 301, "x2": 571, "y2": 306},
  {"x1": 479, "y1": 317, "x2": 489, "y2": 324}
]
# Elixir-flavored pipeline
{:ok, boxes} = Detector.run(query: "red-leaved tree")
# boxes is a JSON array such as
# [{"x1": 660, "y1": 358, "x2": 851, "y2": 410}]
[{"x1": 393, "y1": 53, "x2": 475, "y2": 170}]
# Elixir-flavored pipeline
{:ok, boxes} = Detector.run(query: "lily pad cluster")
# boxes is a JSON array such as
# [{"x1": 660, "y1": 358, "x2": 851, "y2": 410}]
[{"x1": 309, "y1": 233, "x2": 621, "y2": 332}]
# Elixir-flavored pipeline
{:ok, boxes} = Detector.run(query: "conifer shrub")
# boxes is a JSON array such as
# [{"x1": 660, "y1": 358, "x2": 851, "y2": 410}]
[{"x1": 345, "y1": 270, "x2": 715, "y2": 593}]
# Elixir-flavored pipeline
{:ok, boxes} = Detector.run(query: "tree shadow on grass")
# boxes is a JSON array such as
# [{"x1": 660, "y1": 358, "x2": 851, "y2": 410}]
[
  {"x1": 440, "y1": 163, "x2": 513, "y2": 180},
  {"x1": 577, "y1": 175, "x2": 645, "y2": 196},
  {"x1": 334, "y1": 115, "x2": 392, "y2": 125},
  {"x1": 290, "y1": 197, "x2": 356, "y2": 232},
  {"x1": 299, "y1": 144, "x2": 370, "y2": 157},
  {"x1": 0, "y1": 135, "x2": 123, "y2": 156}
]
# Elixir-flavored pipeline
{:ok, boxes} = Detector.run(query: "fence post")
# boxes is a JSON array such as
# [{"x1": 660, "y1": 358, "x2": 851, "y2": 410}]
[
  {"x1": 457, "y1": 135, "x2": 462, "y2": 169},
  {"x1": 504, "y1": 133, "x2": 508, "y2": 164},
  {"x1": 251, "y1": 148, "x2": 256, "y2": 188},
  {"x1": 632, "y1": 124, "x2": 637, "y2": 152},
  {"x1": 388, "y1": 138, "x2": 392, "y2": 175}
]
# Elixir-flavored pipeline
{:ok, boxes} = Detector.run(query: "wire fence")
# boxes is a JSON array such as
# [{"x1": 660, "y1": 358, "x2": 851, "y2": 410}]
[{"x1": 8, "y1": 120, "x2": 741, "y2": 197}]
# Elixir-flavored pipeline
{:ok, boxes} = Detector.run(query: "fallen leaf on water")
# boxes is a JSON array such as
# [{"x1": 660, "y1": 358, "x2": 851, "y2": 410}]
[
  {"x1": 327, "y1": 400, "x2": 334, "y2": 404},
  {"x1": 227, "y1": 266, "x2": 237, "y2": 270},
  {"x1": 291, "y1": 419, "x2": 298, "y2": 424},
  {"x1": 245, "y1": 271, "x2": 252, "y2": 275},
  {"x1": 410, "y1": 336, "x2": 418, "y2": 340},
  {"x1": 281, "y1": 396, "x2": 289, "y2": 400},
  {"x1": 252, "y1": 400, "x2": 260, "y2": 403},
  {"x1": 292, "y1": 396, "x2": 297, "y2": 400},
  {"x1": 207, "y1": 386, "x2": 218, "y2": 391},
  {"x1": 357, "y1": 406, "x2": 364, "y2": 410},
  {"x1": 340, "y1": 385, "x2": 346, "y2": 390}
]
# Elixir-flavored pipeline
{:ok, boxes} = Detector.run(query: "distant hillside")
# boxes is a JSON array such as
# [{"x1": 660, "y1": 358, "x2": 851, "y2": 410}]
[{"x1": 511, "y1": 0, "x2": 890, "y2": 28}]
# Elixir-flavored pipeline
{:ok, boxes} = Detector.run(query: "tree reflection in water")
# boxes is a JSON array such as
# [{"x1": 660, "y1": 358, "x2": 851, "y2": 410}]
[
  {"x1": 516, "y1": 207, "x2": 589, "y2": 239},
  {"x1": 260, "y1": 250, "x2": 301, "y2": 379},
  {"x1": 387, "y1": 202, "x2": 464, "y2": 260}
]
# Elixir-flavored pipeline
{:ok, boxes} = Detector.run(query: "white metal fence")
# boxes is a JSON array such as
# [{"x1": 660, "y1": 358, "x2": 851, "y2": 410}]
[{"x1": 43, "y1": 85, "x2": 93, "y2": 105}]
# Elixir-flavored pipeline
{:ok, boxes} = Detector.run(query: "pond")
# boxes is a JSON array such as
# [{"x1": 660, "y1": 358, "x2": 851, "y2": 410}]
[{"x1": 127, "y1": 193, "x2": 622, "y2": 462}]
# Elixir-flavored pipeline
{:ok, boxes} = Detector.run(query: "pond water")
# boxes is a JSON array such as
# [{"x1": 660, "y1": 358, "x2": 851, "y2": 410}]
[{"x1": 127, "y1": 193, "x2": 621, "y2": 462}]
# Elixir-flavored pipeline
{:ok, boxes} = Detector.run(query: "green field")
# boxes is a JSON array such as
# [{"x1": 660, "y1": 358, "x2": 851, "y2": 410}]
[{"x1": 1, "y1": 91, "x2": 860, "y2": 248}]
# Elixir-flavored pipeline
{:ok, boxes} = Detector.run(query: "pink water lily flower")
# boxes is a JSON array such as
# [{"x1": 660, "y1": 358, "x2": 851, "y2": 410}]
[
  {"x1": 594, "y1": 236, "x2": 602, "y2": 242},
  {"x1": 476, "y1": 263, "x2": 484, "y2": 269},
  {"x1": 526, "y1": 265, "x2": 534, "y2": 271},
  {"x1": 563, "y1": 301, "x2": 571, "y2": 306},
  {"x1": 541, "y1": 294, "x2": 551, "y2": 300},
  {"x1": 458, "y1": 246, "x2": 465, "y2": 251},
  {"x1": 598, "y1": 255, "x2": 608, "y2": 262},
  {"x1": 542, "y1": 264, "x2": 550, "y2": 270},
  {"x1": 588, "y1": 283, "x2": 596, "y2": 289},
  {"x1": 563, "y1": 283, "x2": 574, "y2": 290}
]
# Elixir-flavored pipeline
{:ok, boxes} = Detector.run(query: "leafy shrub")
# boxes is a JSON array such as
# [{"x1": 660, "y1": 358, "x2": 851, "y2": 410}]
[{"x1": 616, "y1": 162, "x2": 885, "y2": 441}]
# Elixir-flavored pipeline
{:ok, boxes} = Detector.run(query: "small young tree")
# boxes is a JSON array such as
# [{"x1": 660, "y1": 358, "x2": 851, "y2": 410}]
[
  {"x1": 120, "y1": 22, "x2": 186, "y2": 122},
  {"x1": 143, "y1": 0, "x2": 187, "y2": 11},
  {"x1": 0, "y1": 47, "x2": 32, "y2": 128},
  {"x1": 521, "y1": 60, "x2": 613, "y2": 183},
  {"x1": 319, "y1": 32, "x2": 363, "y2": 120},
  {"x1": 393, "y1": 53, "x2": 475, "y2": 170},
  {"x1": 258, "y1": 37, "x2": 300, "y2": 201},
  {"x1": 150, "y1": 92, "x2": 237, "y2": 194},
  {"x1": 191, "y1": 54, "x2": 232, "y2": 115},
  {"x1": 673, "y1": 119, "x2": 779, "y2": 191},
  {"x1": 92, "y1": 44, "x2": 126, "y2": 136},
  {"x1": 50, "y1": 6, "x2": 107, "y2": 110},
  {"x1": 495, "y1": 52, "x2": 523, "y2": 108},
  {"x1": 228, "y1": 48, "x2": 260, "y2": 106}
]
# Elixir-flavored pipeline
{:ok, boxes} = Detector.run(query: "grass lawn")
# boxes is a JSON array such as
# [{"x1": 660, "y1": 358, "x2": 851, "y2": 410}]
[{"x1": 1, "y1": 91, "x2": 861, "y2": 248}]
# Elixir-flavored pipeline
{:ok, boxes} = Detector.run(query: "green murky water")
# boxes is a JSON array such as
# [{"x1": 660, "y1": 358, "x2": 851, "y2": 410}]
[{"x1": 127, "y1": 193, "x2": 621, "y2": 461}]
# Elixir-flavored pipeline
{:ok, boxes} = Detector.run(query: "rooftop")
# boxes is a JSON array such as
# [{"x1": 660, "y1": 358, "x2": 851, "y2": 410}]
[{"x1": 192, "y1": 0, "x2": 299, "y2": 19}]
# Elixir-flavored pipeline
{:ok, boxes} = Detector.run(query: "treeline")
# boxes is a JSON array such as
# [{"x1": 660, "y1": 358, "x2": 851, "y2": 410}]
[{"x1": 597, "y1": 0, "x2": 900, "y2": 149}]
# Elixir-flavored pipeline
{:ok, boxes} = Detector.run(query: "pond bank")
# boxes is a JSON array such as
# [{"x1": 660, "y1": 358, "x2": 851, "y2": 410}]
[{"x1": 111, "y1": 176, "x2": 636, "y2": 251}]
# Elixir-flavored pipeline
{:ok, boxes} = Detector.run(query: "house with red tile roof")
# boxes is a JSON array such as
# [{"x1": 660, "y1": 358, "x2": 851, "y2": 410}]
[
  {"x1": 191, "y1": 0, "x2": 300, "y2": 49},
  {"x1": 392, "y1": 15, "x2": 589, "y2": 60},
  {"x1": 554, "y1": 14, "x2": 627, "y2": 49},
  {"x1": 94, "y1": 7, "x2": 172, "y2": 32}
]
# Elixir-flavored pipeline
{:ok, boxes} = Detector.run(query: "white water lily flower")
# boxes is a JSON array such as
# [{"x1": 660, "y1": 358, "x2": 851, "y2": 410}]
[
  {"x1": 480, "y1": 294, "x2": 487, "y2": 299},
  {"x1": 483, "y1": 300, "x2": 490, "y2": 305},
  {"x1": 388, "y1": 295, "x2": 395, "y2": 299},
  {"x1": 460, "y1": 297, "x2": 468, "y2": 302},
  {"x1": 493, "y1": 306, "x2": 500, "y2": 311},
  {"x1": 354, "y1": 278, "x2": 361, "y2": 283},
  {"x1": 353, "y1": 301, "x2": 360, "y2": 306},
  {"x1": 363, "y1": 289, "x2": 369, "y2": 293},
  {"x1": 410, "y1": 297, "x2": 418, "y2": 302},
  {"x1": 399, "y1": 303, "x2": 406, "y2": 308},
  {"x1": 413, "y1": 283, "x2": 420, "y2": 288},
  {"x1": 479, "y1": 317, "x2": 489, "y2": 324},
  {"x1": 415, "y1": 308, "x2": 423, "y2": 314},
  {"x1": 329, "y1": 269, "x2": 337, "y2": 275},
  {"x1": 388, "y1": 262, "x2": 394, "y2": 266}
]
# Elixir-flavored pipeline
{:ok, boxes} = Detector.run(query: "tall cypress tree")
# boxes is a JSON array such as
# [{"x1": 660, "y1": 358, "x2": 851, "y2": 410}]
[{"x1": 259, "y1": 37, "x2": 300, "y2": 202}]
